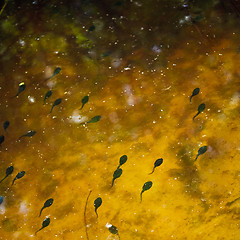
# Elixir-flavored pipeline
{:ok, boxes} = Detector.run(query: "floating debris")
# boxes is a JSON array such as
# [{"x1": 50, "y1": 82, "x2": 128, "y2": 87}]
[
  {"x1": 193, "y1": 103, "x2": 205, "y2": 120},
  {"x1": 12, "y1": 171, "x2": 25, "y2": 185},
  {"x1": 35, "y1": 217, "x2": 50, "y2": 235},
  {"x1": 112, "y1": 168, "x2": 122, "y2": 187},
  {"x1": 195, "y1": 146, "x2": 207, "y2": 161},
  {"x1": 149, "y1": 158, "x2": 163, "y2": 175},
  {"x1": 140, "y1": 181, "x2": 153, "y2": 203},
  {"x1": 50, "y1": 98, "x2": 62, "y2": 113},
  {"x1": 19, "y1": 130, "x2": 36, "y2": 140},
  {"x1": 94, "y1": 197, "x2": 102, "y2": 218},
  {"x1": 39, "y1": 198, "x2": 54, "y2": 217},
  {"x1": 117, "y1": 155, "x2": 127, "y2": 169},
  {"x1": 190, "y1": 88, "x2": 200, "y2": 102},
  {"x1": 3, "y1": 121, "x2": 9, "y2": 132},
  {"x1": 0, "y1": 166, "x2": 14, "y2": 183},
  {"x1": 80, "y1": 96, "x2": 89, "y2": 110},
  {"x1": 43, "y1": 90, "x2": 53, "y2": 105}
]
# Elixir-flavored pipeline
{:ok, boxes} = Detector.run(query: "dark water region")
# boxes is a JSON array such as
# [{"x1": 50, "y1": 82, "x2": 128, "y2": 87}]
[{"x1": 0, "y1": 0, "x2": 240, "y2": 239}]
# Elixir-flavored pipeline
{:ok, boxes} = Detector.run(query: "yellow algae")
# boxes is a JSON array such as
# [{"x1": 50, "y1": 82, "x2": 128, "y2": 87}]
[{"x1": 0, "y1": 1, "x2": 240, "y2": 240}]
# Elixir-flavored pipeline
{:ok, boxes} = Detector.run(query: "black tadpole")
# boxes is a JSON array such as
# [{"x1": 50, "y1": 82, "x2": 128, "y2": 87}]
[
  {"x1": 12, "y1": 82, "x2": 25, "y2": 98},
  {"x1": 39, "y1": 198, "x2": 54, "y2": 217},
  {"x1": 3, "y1": 121, "x2": 10, "y2": 132},
  {"x1": 109, "y1": 225, "x2": 120, "y2": 239},
  {"x1": 18, "y1": 130, "x2": 36, "y2": 140},
  {"x1": 12, "y1": 171, "x2": 25, "y2": 185},
  {"x1": 193, "y1": 103, "x2": 205, "y2": 120},
  {"x1": 190, "y1": 88, "x2": 200, "y2": 102},
  {"x1": 140, "y1": 181, "x2": 153, "y2": 203},
  {"x1": 0, "y1": 166, "x2": 14, "y2": 183},
  {"x1": 112, "y1": 168, "x2": 122, "y2": 187},
  {"x1": 117, "y1": 155, "x2": 127, "y2": 169},
  {"x1": 0, "y1": 135, "x2": 4, "y2": 146},
  {"x1": 149, "y1": 158, "x2": 163, "y2": 175},
  {"x1": 195, "y1": 146, "x2": 207, "y2": 161},
  {"x1": 50, "y1": 98, "x2": 62, "y2": 113},
  {"x1": 43, "y1": 90, "x2": 52, "y2": 105},
  {"x1": 94, "y1": 197, "x2": 102, "y2": 218},
  {"x1": 35, "y1": 217, "x2": 50, "y2": 235},
  {"x1": 80, "y1": 96, "x2": 89, "y2": 110}
]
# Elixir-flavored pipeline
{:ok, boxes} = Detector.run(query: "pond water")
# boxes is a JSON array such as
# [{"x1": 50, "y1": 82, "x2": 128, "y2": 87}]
[{"x1": 0, "y1": 0, "x2": 240, "y2": 239}]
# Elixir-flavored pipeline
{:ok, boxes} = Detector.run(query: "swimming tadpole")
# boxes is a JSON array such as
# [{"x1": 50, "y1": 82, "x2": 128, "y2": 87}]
[
  {"x1": 0, "y1": 135, "x2": 4, "y2": 146},
  {"x1": 12, "y1": 171, "x2": 25, "y2": 185},
  {"x1": 94, "y1": 197, "x2": 102, "y2": 218},
  {"x1": 88, "y1": 24, "x2": 95, "y2": 32},
  {"x1": 45, "y1": 67, "x2": 61, "y2": 81},
  {"x1": 39, "y1": 198, "x2": 54, "y2": 217},
  {"x1": 18, "y1": 130, "x2": 36, "y2": 140},
  {"x1": 12, "y1": 82, "x2": 25, "y2": 98},
  {"x1": 50, "y1": 98, "x2": 62, "y2": 114},
  {"x1": 195, "y1": 146, "x2": 207, "y2": 161},
  {"x1": 190, "y1": 88, "x2": 200, "y2": 102},
  {"x1": 140, "y1": 181, "x2": 153, "y2": 203},
  {"x1": 87, "y1": 115, "x2": 101, "y2": 124},
  {"x1": 109, "y1": 225, "x2": 120, "y2": 239},
  {"x1": 3, "y1": 121, "x2": 9, "y2": 132},
  {"x1": 0, "y1": 196, "x2": 3, "y2": 204},
  {"x1": 80, "y1": 96, "x2": 89, "y2": 110},
  {"x1": 0, "y1": 166, "x2": 14, "y2": 183},
  {"x1": 112, "y1": 168, "x2": 122, "y2": 187},
  {"x1": 43, "y1": 90, "x2": 52, "y2": 105},
  {"x1": 117, "y1": 155, "x2": 127, "y2": 169},
  {"x1": 149, "y1": 158, "x2": 163, "y2": 175},
  {"x1": 193, "y1": 103, "x2": 205, "y2": 120},
  {"x1": 35, "y1": 217, "x2": 50, "y2": 235}
]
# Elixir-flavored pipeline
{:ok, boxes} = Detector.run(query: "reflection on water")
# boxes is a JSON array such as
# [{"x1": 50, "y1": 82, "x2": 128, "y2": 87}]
[{"x1": 0, "y1": 0, "x2": 240, "y2": 239}]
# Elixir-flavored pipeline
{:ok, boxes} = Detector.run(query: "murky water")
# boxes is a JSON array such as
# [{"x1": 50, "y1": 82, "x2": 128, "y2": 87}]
[{"x1": 0, "y1": 0, "x2": 240, "y2": 239}]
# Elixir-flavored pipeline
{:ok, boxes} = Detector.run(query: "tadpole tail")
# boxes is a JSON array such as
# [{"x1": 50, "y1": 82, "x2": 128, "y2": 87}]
[
  {"x1": 117, "y1": 233, "x2": 121, "y2": 240},
  {"x1": 149, "y1": 168, "x2": 155, "y2": 175},
  {"x1": 140, "y1": 191, "x2": 143, "y2": 203},
  {"x1": 190, "y1": 95, "x2": 193, "y2": 102},
  {"x1": 39, "y1": 207, "x2": 44, "y2": 217},
  {"x1": 80, "y1": 104, "x2": 84, "y2": 110},
  {"x1": 0, "y1": 175, "x2": 7, "y2": 183},
  {"x1": 50, "y1": 105, "x2": 54, "y2": 114},
  {"x1": 111, "y1": 178, "x2": 115, "y2": 187},
  {"x1": 194, "y1": 154, "x2": 199, "y2": 161},
  {"x1": 11, "y1": 178, "x2": 16, "y2": 186},
  {"x1": 35, "y1": 227, "x2": 43, "y2": 235},
  {"x1": 95, "y1": 208, "x2": 98, "y2": 218},
  {"x1": 193, "y1": 112, "x2": 200, "y2": 120}
]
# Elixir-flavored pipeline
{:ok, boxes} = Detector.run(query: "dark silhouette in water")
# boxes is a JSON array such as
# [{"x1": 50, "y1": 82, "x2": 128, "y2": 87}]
[
  {"x1": 112, "y1": 168, "x2": 122, "y2": 187},
  {"x1": 50, "y1": 98, "x2": 62, "y2": 113},
  {"x1": 80, "y1": 96, "x2": 89, "y2": 110},
  {"x1": 109, "y1": 225, "x2": 120, "y2": 239},
  {"x1": 149, "y1": 158, "x2": 163, "y2": 174},
  {"x1": 140, "y1": 181, "x2": 153, "y2": 203},
  {"x1": 87, "y1": 115, "x2": 101, "y2": 123},
  {"x1": 94, "y1": 197, "x2": 102, "y2": 218},
  {"x1": 3, "y1": 121, "x2": 9, "y2": 132},
  {"x1": 35, "y1": 217, "x2": 50, "y2": 235},
  {"x1": 195, "y1": 146, "x2": 207, "y2": 161},
  {"x1": 45, "y1": 67, "x2": 61, "y2": 81},
  {"x1": 43, "y1": 90, "x2": 52, "y2": 105},
  {"x1": 117, "y1": 155, "x2": 127, "y2": 169},
  {"x1": 19, "y1": 130, "x2": 36, "y2": 140},
  {"x1": 0, "y1": 166, "x2": 14, "y2": 183},
  {"x1": 193, "y1": 103, "x2": 205, "y2": 120},
  {"x1": 0, "y1": 135, "x2": 4, "y2": 146},
  {"x1": 12, "y1": 171, "x2": 25, "y2": 185},
  {"x1": 190, "y1": 88, "x2": 200, "y2": 102},
  {"x1": 39, "y1": 198, "x2": 54, "y2": 217},
  {"x1": 12, "y1": 82, "x2": 25, "y2": 98}
]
